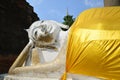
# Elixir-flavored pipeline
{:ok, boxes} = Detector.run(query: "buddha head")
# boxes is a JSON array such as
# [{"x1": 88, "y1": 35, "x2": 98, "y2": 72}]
[{"x1": 27, "y1": 20, "x2": 69, "y2": 47}]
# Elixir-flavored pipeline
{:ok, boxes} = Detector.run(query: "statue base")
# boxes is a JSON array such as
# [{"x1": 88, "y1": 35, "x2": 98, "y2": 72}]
[
  {"x1": 4, "y1": 74, "x2": 101, "y2": 80},
  {"x1": 4, "y1": 75, "x2": 73, "y2": 80}
]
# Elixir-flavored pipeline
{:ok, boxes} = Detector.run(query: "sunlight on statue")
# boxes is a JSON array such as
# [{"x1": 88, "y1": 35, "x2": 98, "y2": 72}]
[{"x1": 8, "y1": 20, "x2": 69, "y2": 78}]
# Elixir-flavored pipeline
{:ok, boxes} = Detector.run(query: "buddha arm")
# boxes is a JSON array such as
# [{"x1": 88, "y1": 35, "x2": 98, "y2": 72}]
[
  {"x1": 8, "y1": 42, "x2": 66, "y2": 74},
  {"x1": 11, "y1": 56, "x2": 65, "y2": 74},
  {"x1": 8, "y1": 41, "x2": 33, "y2": 74}
]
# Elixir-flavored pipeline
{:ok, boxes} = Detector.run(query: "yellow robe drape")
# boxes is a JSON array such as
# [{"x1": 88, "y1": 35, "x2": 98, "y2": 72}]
[{"x1": 62, "y1": 6, "x2": 120, "y2": 80}]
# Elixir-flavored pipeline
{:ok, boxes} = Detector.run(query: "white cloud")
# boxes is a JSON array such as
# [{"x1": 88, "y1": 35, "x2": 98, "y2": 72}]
[
  {"x1": 85, "y1": 0, "x2": 103, "y2": 7},
  {"x1": 27, "y1": 0, "x2": 43, "y2": 6}
]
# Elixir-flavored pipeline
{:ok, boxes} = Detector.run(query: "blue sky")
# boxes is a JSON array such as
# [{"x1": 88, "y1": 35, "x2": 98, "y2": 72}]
[{"x1": 27, "y1": 0, "x2": 104, "y2": 22}]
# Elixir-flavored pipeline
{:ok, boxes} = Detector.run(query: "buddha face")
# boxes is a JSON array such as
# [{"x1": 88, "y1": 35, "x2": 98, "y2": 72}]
[
  {"x1": 27, "y1": 20, "x2": 68, "y2": 47},
  {"x1": 32, "y1": 24, "x2": 54, "y2": 43}
]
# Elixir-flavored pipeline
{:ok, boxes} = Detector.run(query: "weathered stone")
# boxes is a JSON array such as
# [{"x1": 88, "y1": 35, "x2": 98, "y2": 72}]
[
  {"x1": 4, "y1": 75, "x2": 73, "y2": 80},
  {"x1": 0, "y1": 0, "x2": 39, "y2": 73}
]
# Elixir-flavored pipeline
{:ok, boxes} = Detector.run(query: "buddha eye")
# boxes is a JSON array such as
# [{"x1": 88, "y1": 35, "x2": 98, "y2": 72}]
[
  {"x1": 35, "y1": 31, "x2": 37, "y2": 36},
  {"x1": 34, "y1": 30, "x2": 38, "y2": 39}
]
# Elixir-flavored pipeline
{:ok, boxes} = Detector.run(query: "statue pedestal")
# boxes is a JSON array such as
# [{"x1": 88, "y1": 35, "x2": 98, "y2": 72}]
[
  {"x1": 4, "y1": 75, "x2": 72, "y2": 80},
  {"x1": 4, "y1": 74, "x2": 101, "y2": 80}
]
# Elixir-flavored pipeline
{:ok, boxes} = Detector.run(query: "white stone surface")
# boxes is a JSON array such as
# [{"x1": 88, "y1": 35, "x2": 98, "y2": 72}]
[
  {"x1": 4, "y1": 75, "x2": 72, "y2": 80},
  {"x1": 4, "y1": 74, "x2": 101, "y2": 80}
]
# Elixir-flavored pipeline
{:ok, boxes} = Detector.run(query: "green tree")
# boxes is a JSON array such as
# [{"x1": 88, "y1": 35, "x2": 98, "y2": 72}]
[
  {"x1": 63, "y1": 14, "x2": 75, "y2": 27},
  {"x1": 62, "y1": 9, "x2": 75, "y2": 31}
]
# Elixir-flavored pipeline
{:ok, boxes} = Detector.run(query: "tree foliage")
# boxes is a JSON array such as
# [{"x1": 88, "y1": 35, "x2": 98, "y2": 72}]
[{"x1": 63, "y1": 14, "x2": 75, "y2": 27}]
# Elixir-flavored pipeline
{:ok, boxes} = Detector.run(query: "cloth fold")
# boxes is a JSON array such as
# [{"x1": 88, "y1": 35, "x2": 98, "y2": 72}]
[{"x1": 61, "y1": 7, "x2": 120, "y2": 80}]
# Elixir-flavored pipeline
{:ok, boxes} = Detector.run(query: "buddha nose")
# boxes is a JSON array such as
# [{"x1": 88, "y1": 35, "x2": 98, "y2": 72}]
[{"x1": 41, "y1": 27, "x2": 47, "y2": 34}]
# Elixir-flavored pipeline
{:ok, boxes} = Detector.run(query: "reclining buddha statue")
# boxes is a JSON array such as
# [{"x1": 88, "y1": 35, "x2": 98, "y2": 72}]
[
  {"x1": 7, "y1": 20, "x2": 69, "y2": 79},
  {"x1": 6, "y1": 20, "x2": 100, "y2": 80}
]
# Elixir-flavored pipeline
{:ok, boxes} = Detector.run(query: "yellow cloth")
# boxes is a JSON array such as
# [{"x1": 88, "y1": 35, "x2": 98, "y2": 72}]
[{"x1": 63, "y1": 6, "x2": 120, "y2": 80}]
